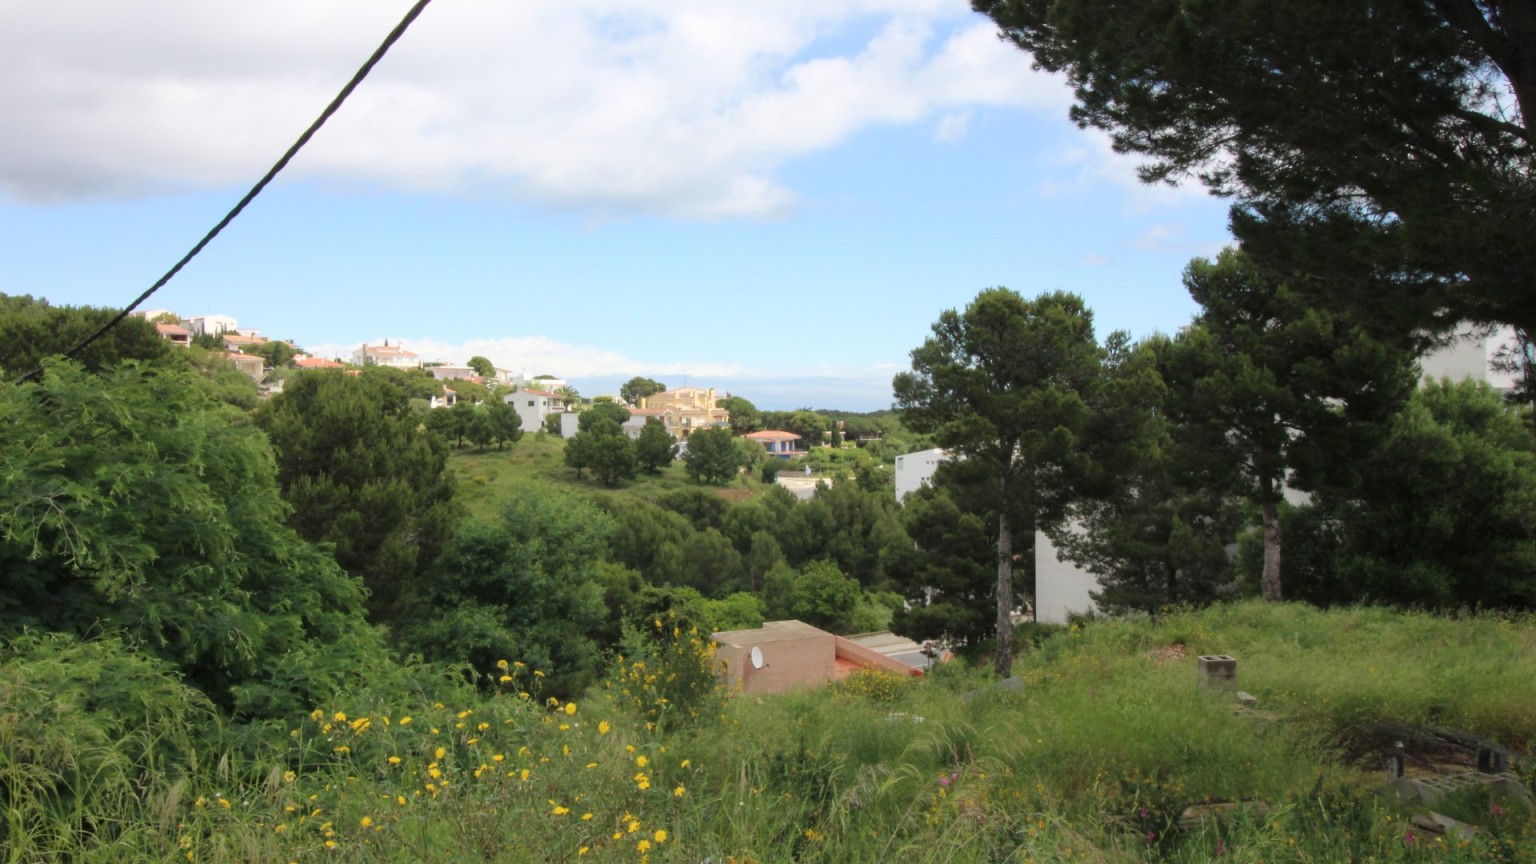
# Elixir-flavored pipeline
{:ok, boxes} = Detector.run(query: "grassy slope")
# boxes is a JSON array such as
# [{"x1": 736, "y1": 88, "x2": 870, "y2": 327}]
[
  {"x1": 447, "y1": 431, "x2": 772, "y2": 521},
  {"x1": 10, "y1": 602, "x2": 1536, "y2": 863}
]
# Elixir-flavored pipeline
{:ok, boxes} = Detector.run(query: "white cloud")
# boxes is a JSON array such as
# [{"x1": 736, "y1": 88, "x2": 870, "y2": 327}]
[
  {"x1": 0, "y1": 1, "x2": 1062, "y2": 218},
  {"x1": 1039, "y1": 128, "x2": 1212, "y2": 213},
  {"x1": 934, "y1": 110, "x2": 972, "y2": 143}
]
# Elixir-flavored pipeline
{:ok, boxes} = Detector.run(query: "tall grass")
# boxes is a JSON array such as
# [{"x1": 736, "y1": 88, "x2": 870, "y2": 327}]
[{"x1": 5, "y1": 602, "x2": 1534, "y2": 862}]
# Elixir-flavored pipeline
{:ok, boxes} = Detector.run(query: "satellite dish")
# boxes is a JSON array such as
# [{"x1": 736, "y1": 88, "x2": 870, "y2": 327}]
[{"x1": 749, "y1": 646, "x2": 765, "y2": 670}]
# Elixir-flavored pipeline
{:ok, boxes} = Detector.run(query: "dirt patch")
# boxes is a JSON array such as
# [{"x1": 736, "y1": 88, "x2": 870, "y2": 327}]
[
  {"x1": 1146, "y1": 644, "x2": 1189, "y2": 666},
  {"x1": 1333, "y1": 721, "x2": 1524, "y2": 774},
  {"x1": 715, "y1": 487, "x2": 754, "y2": 502}
]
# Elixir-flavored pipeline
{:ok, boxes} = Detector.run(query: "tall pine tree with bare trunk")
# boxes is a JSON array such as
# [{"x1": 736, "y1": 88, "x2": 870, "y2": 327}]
[{"x1": 895, "y1": 289, "x2": 1112, "y2": 678}]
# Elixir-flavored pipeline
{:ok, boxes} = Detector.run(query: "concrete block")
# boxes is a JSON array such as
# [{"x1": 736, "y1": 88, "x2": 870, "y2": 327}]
[{"x1": 1198, "y1": 655, "x2": 1237, "y2": 692}]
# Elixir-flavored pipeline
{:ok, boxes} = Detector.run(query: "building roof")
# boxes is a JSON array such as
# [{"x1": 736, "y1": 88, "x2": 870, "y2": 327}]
[
  {"x1": 363, "y1": 344, "x2": 418, "y2": 358},
  {"x1": 155, "y1": 323, "x2": 190, "y2": 336},
  {"x1": 745, "y1": 430, "x2": 801, "y2": 442},
  {"x1": 520, "y1": 388, "x2": 562, "y2": 398},
  {"x1": 295, "y1": 357, "x2": 343, "y2": 369},
  {"x1": 714, "y1": 620, "x2": 830, "y2": 647}
]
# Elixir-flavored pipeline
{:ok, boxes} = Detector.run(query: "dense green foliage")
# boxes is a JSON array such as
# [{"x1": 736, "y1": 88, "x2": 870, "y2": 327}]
[
  {"x1": 0, "y1": 361, "x2": 388, "y2": 717},
  {"x1": 0, "y1": 294, "x2": 170, "y2": 378},
  {"x1": 1260, "y1": 379, "x2": 1536, "y2": 609},
  {"x1": 620, "y1": 376, "x2": 667, "y2": 405},
  {"x1": 1163, "y1": 249, "x2": 1416, "y2": 600},
  {"x1": 895, "y1": 288, "x2": 1128, "y2": 676},
  {"x1": 256, "y1": 369, "x2": 458, "y2": 624},
  {"x1": 683, "y1": 426, "x2": 745, "y2": 484},
  {"x1": 400, "y1": 485, "x2": 611, "y2": 695},
  {"x1": 635, "y1": 417, "x2": 678, "y2": 473},
  {"x1": 8, "y1": 602, "x2": 1536, "y2": 862}
]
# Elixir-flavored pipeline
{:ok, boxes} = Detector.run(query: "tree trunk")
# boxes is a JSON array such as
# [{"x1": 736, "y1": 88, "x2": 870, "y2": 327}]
[
  {"x1": 1260, "y1": 498, "x2": 1283, "y2": 601},
  {"x1": 994, "y1": 504, "x2": 1015, "y2": 679}
]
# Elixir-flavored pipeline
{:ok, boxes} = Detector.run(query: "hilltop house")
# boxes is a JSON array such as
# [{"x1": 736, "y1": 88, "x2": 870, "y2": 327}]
[
  {"x1": 154, "y1": 323, "x2": 191, "y2": 348},
  {"x1": 352, "y1": 342, "x2": 420, "y2": 369},
  {"x1": 638, "y1": 387, "x2": 730, "y2": 440},
  {"x1": 621, "y1": 407, "x2": 677, "y2": 439},
  {"x1": 186, "y1": 314, "x2": 237, "y2": 336},
  {"x1": 504, "y1": 388, "x2": 569, "y2": 436}
]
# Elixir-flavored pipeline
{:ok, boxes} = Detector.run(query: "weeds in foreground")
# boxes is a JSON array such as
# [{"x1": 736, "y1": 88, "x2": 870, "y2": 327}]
[{"x1": 5, "y1": 602, "x2": 1536, "y2": 862}]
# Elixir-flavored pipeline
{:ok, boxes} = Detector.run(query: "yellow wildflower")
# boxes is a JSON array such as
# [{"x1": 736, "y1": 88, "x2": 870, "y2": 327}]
[
  {"x1": 654, "y1": 829, "x2": 667, "y2": 843},
  {"x1": 565, "y1": 702, "x2": 578, "y2": 715}
]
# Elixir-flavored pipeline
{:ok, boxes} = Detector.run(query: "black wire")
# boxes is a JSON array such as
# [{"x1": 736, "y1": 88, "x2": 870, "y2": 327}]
[{"x1": 12, "y1": 0, "x2": 435, "y2": 385}]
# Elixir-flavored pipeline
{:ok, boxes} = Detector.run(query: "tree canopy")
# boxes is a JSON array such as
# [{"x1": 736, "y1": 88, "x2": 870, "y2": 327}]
[
  {"x1": 400, "y1": 486, "x2": 611, "y2": 696},
  {"x1": 620, "y1": 376, "x2": 667, "y2": 406},
  {"x1": 895, "y1": 289, "x2": 1118, "y2": 677},
  {"x1": 0, "y1": 294, "x2": 169, "y2": 378},
  {"x1": 467, "y1": 355, "x2": 495, "y2": 378},
  {"x1": 1162, "y1": 249, "x2": 1416, "y2": 601},
  {"x1": 974, "y1": 0, "x2": 1536, "y2": 352},
  {"x1": 0, "y1": 361, "x2": 386, "y2": 718},
  {"x1": 683, "y1": 427, "x2": 744, "y2": 484},
  {"x1": 256, "y1": 369, "x2": 459, "y2": 624}
]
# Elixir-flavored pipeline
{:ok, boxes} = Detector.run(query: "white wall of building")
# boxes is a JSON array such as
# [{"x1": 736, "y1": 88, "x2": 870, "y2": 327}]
[
  {"x1": 894, "y1": 448, "x2": 949, "y2": 502},
  {"x1": 1034, "y1": 528, "x2": 1099, "y2": 625},
  {"x1": 506, "y1": 391, "x2": 554, "y2": 435},
  {"x1": 1420, "y1": 323, "x2": 1519, "y2": 393},
  {"x1": 187, "y1": 314, "x2": 237, "y2": 336}
]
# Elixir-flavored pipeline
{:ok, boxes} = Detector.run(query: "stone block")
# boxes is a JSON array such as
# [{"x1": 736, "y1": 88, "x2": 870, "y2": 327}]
[{"x1": 1198, "y1": 655, "x2": 1237, "y2": 692}]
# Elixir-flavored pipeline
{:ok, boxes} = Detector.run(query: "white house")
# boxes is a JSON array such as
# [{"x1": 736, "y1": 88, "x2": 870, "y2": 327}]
[
  {"x1": 505, "y1": 389, "x2": 568, "y2": 436},
  {"x1": 1419, "y1": 323, "x2": 1520, "y2": 393},
  {"x1": 187, "y1": 314, "x2": 237, "y2": 336},
  {"x1": 352, "y1": 342, "x2": 420, "y2": 369},
  {"x1": 622, "y1": 408, "x2": 675, "y2": 440},
  {"x1": 430, "y1": 366, "x2": 482, "y2": 382},
  {"x1": 894, "y1": 448, "x2": 949, "y2": 502},
  {"x1": 509, "y1": 373, "x2": 567, "y2": 392}
]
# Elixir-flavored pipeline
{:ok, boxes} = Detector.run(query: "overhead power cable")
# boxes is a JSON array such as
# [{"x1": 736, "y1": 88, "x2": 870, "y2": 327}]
[{"x1": 13, "y1": 0, "x2": 435, "y2": 385}]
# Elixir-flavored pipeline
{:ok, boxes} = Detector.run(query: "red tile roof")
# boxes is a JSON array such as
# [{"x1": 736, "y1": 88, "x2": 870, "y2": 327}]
[
  {"x1": 296, "y1": 357, "x2": 343, "y2": 369},
  {"x1": 745, "y1": 430, "x2": 800, "y2": 441}
]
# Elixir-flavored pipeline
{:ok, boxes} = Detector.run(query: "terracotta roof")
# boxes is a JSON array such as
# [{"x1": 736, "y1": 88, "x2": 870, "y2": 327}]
[
  {"x1": 521, "y1": 389, "x2": 562, "y2": 398},
  {"x1": 296, "y1": 357, "x2": 343, "y2": 369},
  {"x1": 745, "y1": 430, "x2": 800, "y2": 441},
  {"x1": 156, "y1": 323, "x2": 190, "y2": 336}
]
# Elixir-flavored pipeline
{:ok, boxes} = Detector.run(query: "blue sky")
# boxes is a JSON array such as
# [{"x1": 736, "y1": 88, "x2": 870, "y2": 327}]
[{"x1": 0, "y1": 0, "x2": 1232, "y2": 411}]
